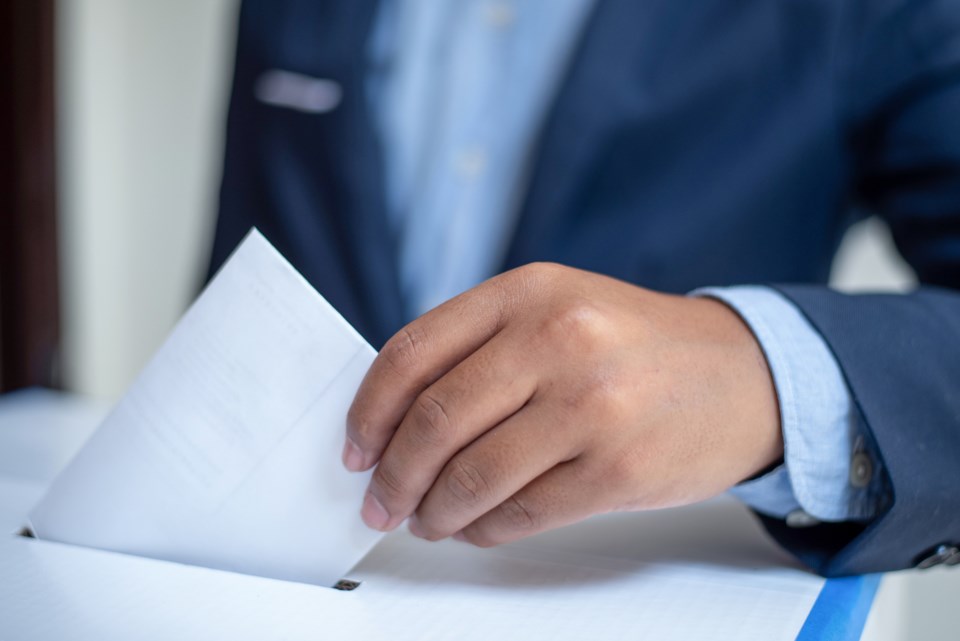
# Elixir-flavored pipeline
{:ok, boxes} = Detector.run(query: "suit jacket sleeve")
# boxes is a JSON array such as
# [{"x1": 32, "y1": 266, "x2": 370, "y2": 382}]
[{"x1": 757, "y1": 0, "x2": 960, "y2": 576}]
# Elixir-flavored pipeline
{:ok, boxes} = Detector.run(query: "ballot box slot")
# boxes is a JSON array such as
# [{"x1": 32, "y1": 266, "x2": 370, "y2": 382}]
[
  {"x1": 332, "y1": 579, "x2": 362, "y2": 591},
  {"x1": 12, "y1": 524, "x2": 365, "y2": 592}
]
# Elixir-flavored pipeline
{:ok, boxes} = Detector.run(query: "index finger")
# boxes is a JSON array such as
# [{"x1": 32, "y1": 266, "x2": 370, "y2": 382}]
[{"x1": 345, "y1": 272, "x2": 520, "y2": 471}]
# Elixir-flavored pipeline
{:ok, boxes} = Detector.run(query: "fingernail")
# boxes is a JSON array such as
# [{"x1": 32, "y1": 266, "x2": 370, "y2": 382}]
[
  {"x1": 342, "y1": 437, "x2": 365, "y2": 471},
  {"x1": 361, "y1": 492, "x2": 391, "y2": 531},
  {"x1": 452, "y1": 531, "x2": 468, "y2": 542},
  {"x1": 408, "y1": 515, "x2": 426, "y2": 538}
]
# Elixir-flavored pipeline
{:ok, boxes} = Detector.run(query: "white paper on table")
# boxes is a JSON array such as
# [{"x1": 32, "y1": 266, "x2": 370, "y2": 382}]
[
  {"x1": 1, "y1": 499, "x2": 825, "y2": 641},
  {"x1": 27, "y1": 229, "x2": 383, "y2": 587}
]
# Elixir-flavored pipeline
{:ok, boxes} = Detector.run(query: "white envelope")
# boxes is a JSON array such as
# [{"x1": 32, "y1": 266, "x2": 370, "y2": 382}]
[{"x1": 27, "y1": 229, "x2": 383, "y2": 586}]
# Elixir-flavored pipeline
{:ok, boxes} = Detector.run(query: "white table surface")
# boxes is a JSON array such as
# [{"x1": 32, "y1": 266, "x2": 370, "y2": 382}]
[{"x1": 0, "y1": 388, "x2": 850, "y2": 641}]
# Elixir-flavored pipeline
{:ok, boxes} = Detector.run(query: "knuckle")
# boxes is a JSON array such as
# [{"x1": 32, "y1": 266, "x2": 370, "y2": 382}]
[
  {"x1": 541, "y1": 300, "x2": 608, "y2": 350},
  {"x1": 372, "y1": 462, "x2": 407, "y2": 503},
  {"x1": 608, "y1": 455, "x2": 634, "y2": 487},
  {"x1": 463, "y1": 528, "x2": 498, "y2": 548},
  {"x1": 498, "y1": 495, "x2": 539, "y2": 533},
  {"x1": 411, "y1": 513, "x2": 447, "y2": 542},
  {"x1": 604, "y1": 448, "x2": 643, "y2": 490},
  {"x1": 520, "y1": 261, "x2": 563, "y2": 282},
  {"x1": 492, "y1": 262, "x2": 558, "y2": 323},
  {"x1": 380, "y1": 326, "x2": 426, "y2": 376},
  {"x1": 445, "y1": 458, "x2": 490, "y2": 506},
  {"x1": 505, "y1": 262, "x2": 561, "y2": 298},
  {"x1": 409, "y1": 392, "x2": 454, "y2": 447},
  {"x1": 346, "y1": 403, "x2": 374, "y2": 444}
]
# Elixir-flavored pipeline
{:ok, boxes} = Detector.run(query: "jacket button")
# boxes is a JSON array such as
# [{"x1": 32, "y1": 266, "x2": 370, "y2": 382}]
[
  {"x1": 785, "y1": 509, "x2": 821, "y2": 528},
  {"x1": 917, "y1": 544, "x2": 960, "y2": 569},
  {"x1": 849, "y1": 452, "x2": 873, "y2": 488}
]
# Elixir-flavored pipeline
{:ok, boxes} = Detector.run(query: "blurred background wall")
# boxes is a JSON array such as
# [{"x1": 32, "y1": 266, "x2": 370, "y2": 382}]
[
  {"x1": 47, "y1": 1, "x2": 959, "y2": 639},
  {"x1": 57, "y1": 0, "x2": 233, "y2": 398}
]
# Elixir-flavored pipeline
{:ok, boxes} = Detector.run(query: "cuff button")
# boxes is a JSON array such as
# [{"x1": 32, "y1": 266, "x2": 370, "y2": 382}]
[{"x1": 917, "y1": 544, "x2": 960, "y2": 570}]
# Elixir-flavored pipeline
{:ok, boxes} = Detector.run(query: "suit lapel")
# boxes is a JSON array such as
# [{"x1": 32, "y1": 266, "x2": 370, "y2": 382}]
[
  {"x1": 503, "y1": 0, "x2": 639, "y2": 269},
  {"x1": 276, "y1": 0, "x2": 405, "y2": 344},
  {"x1": 331, "y1": 0, "x2": 407, "y2": 343}
]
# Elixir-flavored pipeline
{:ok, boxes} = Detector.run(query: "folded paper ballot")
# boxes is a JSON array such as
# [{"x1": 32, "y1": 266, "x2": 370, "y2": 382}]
[{"x1": 28, "y1": 229, "x2": 384, "y2": 586}]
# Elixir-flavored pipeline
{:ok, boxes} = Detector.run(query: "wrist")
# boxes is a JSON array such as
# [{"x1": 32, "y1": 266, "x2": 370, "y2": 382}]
[{"x1": 683, "y1": 296, "x2": 784, "y2": 481}]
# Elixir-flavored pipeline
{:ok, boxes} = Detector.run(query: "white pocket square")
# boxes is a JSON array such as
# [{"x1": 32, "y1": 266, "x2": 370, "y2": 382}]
[{"x1": 254, "y1": 69, "x2": 342, "y2": 114}]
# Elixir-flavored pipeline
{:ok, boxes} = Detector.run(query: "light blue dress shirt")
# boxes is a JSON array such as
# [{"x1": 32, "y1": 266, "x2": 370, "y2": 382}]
[{"x1": 367, "y1": 0, "x2": 887, "y2": 525}]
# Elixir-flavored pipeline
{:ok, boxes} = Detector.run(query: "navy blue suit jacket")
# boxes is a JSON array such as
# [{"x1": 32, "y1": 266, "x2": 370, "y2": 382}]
[{"x1": 210, "y1": 0, "x2": 960, "y2": 576}]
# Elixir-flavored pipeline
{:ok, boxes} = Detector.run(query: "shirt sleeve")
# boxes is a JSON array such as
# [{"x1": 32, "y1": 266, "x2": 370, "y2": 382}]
[{"x1": 691, "y1": 285, "x2": 890, "y2": 524}]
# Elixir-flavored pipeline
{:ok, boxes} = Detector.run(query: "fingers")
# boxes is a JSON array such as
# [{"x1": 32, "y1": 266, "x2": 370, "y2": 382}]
[
  {"x1": 408, "y1": 400, "x2": 583, "y2": 540},
  {"x1": 456, "y1": 460, "x2": 606, "y2": 548},
  {"x1": 361, "y1": 332, "x2": 538, "y2": 531},
  {"x1": 346, "y1": 275, "x2": 518, "y2": 471}
]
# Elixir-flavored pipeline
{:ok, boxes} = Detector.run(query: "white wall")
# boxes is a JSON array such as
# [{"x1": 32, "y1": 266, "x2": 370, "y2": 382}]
[
  {"x1": 57, "y1": 0, "x2": 237, "y2": 399},
  {"x1": 55, "y1": 3, "x2": 957, "y2": 638}
]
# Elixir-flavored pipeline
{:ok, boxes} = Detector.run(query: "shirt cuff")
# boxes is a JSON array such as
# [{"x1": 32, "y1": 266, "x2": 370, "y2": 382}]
[{"x1": 691, "y1": 285, "x2": 886, "y2": 523}]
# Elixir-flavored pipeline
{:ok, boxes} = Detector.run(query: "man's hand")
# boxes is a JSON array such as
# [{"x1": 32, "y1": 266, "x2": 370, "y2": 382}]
[{"x1": 344, "y1": 263, "x2": 782, "y2": 546}]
